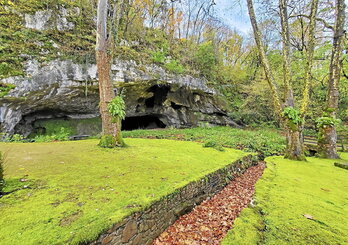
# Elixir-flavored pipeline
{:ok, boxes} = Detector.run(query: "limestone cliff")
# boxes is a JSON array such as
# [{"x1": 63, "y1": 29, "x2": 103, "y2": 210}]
[{"x1": 0, "y1": 2, "x2": 236, "y2": 136}]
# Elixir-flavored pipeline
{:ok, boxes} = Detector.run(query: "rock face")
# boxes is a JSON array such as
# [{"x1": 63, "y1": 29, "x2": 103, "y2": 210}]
[
  {"x1": 0, "y1": 59, "x2": 236, "y2": 136},
  {"x1": 24, "y1": 7, "x2": 77, "y2": 31}
]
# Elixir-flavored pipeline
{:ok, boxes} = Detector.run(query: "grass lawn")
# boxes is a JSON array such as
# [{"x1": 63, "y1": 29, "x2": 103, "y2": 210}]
[
  {"x1": 0, "y1": 138, "x2": 248, "y2": 245},
  {"x1": 123, "y1": 126, "x2": 285, "y2": 157},
  {"x1": 222, "y1": 153, "x2": 348, "y2": 245}
]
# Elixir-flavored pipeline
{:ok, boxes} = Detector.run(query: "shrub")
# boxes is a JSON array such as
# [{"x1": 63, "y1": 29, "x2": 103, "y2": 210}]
[
  {"x1": 164, "y1": 59, "x2": 185, "y2": 74},
  {"x1": 194, "y1": 41, "x2": 218, "y2": 78},
  {"x1": 316, "y1": 116, "x2": 341, "y2": 128},
  {"x1": 9, "y1": 134, "x2": 24, "y2": 142},
  {"x1": 151, "y1": 50, "x2": 166, "y2": 64}
]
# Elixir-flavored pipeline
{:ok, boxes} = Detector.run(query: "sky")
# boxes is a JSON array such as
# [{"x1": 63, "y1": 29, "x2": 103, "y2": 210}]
[{"x1": 214, "y1": 0, "x2": 252, "y2": 35}]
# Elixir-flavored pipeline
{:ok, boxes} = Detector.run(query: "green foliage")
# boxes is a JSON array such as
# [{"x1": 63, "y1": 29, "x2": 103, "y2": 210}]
[
  {"x1": 151, "y1": 50, "x2": 167, "y2": 64},
  {"x1": 0, "y1": 152, "x2": 4, "y2": 193},
  {"x1": 223, "y1": 154, "x2": 348, "y2": 244},
  {"x1": 34, "y1": 127, "x2": 69, "y2": 142},
  {"x1": 124, "y1": 127, "x2": 285, "y2": 157},
  {"x1": 203, "y1": 141, "x2": 225, "y2": 151},
  {"x1": 164, "y1": 59, "x2": 185, "y2": 74},
  {"x1": 194, "y1": 41, "x2": 218, "y2": 78},
  {"x1": 8, "y1": 134, "x2": 24, "y2": 142},
  {"x1": 0, "y1": 138, "x2": 247, "y2": 244},
  {"x1": 282, "y1": 107, "x2": 303, "y2": 125},
  {"x1": 316, "y1": 116, "x2": 341, "y2": 128},
  {"x1": 108, "y1": 96, "x2": 126, "y2": 122}
]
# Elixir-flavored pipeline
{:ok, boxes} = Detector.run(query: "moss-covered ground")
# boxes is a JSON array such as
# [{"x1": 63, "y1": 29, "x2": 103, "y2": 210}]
[
  {"x1": 0, "y1": 138, "x2": 248, "y2": 245},
  {"x1": 123, "y1": 126, "x2": 285, "y2": 157},
  {"x1": 222, "y1": 153, "x2": 348, "y2": 245}
]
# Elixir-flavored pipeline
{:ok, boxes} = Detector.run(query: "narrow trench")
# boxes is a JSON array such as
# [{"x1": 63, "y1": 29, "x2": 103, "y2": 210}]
[{"x1": 153, "y1": 162, "x2": 266, "y2": 245}]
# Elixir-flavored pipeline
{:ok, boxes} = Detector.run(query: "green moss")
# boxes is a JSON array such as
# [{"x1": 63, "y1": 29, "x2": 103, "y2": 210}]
[
  {"x1": 222, "y1": 153, "x2": 348, "y2": 244},
  {"x1": 124, "y1": 126, "x2": 286, "y2": 157},
  {"x1": 0, "y1": 138, "x2": 248, "y2": 244},
  {"x1": 0, "y1": 152, "x2": 4, "y2": 192},
  {"x1": 222, "y1": 207, "x2": 265, "y2": 245},
  {"x1": 30, "y1": 118, "x2": 102, "y2": 137},
  {"x1": 98, "y1": 134, "x2": 125, "y2": 148}
]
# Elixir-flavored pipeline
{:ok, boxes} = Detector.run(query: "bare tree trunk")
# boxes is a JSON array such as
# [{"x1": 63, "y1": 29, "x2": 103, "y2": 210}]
[
  {"x1": 247, "y1": 0, "x2": 301, "y2": 160},
  {"x1": 318, "y1": 0, "x2": 346, "y2": 158},
  {"x1": 279, "y1": 0, "x2": 294, "y2": 108},
  {"x1": 96, "y1": 0, "x2": 123, "y2": 147},
  {"x1": 300, "y1": 0, "x2": 319, "y2": 117},
  {"x1": 246, "y1": 0, "x2": 283, "y2": 117}
]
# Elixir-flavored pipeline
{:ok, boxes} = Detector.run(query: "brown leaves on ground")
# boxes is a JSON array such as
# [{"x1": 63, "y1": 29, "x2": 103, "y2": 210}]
[{"x1": 153, "y1": 162, "x2": 265, "y2": 245}]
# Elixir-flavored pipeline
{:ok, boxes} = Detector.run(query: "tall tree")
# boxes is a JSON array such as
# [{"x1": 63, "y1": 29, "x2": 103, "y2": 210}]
[
  {"x1": 96, "y1": 0, "x2": 125, "y2": 147},
  {"x1": 317, "y1": 0, "x2": 346, "y2": 158},
  {"x1": 246, "y1": 0, "x2": 319, "y2": 160}
]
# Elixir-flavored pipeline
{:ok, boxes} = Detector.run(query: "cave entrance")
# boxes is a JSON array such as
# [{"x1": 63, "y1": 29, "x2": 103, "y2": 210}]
[
  {"x1": 145, "y1": 85, "x2": 170, "y2": 108},
  {"x1": 122, "y1": 115, "x2": 166, "y2": 131}
]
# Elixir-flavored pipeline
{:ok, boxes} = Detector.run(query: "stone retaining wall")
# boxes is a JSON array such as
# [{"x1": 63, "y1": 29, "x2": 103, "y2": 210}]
[{"x1": 89, "y1": 154, "x2": 256, "y2": 245}]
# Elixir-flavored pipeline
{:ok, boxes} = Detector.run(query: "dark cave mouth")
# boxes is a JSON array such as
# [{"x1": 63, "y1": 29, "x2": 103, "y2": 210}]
[
  {"x1": 122, "y1": 115, "x2": 167, "y2": 131},
  {"x1": 17, "y1": 110, "x2": 168, "y2": 136}
]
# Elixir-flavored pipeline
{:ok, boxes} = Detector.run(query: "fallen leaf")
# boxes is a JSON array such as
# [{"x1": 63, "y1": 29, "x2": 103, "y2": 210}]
[{"x1": 303, "y1": 214, "x2": 314, "y2": 220}]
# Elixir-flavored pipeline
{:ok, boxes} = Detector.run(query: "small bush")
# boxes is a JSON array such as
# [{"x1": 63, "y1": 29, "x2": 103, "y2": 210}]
[
  {"x1": 203, "y1": 141, "x2": 218, "y2": 148},
  {"x1": 203, "y1": 140, "x2": 225, "y2": 152},
  {"x1": 152, "y1": 50, "x2": 166, "y2": 64},
  {"x1": 9, "y1": 134, "x2": 24, "y2": 142},
  {"x1": 164, "y1": 59, "x2": 185, "y2": 74}
]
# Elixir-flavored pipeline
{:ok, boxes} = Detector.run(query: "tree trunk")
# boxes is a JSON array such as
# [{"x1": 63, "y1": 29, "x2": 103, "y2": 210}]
[
  {"x1": 247, "y1": 0, "x2": 303, "y2": 160},
  {"x1": 280, "y1": 0, "x2": 304, "y2": 160},
  {"x1": 246, "y1": 0, "x2": 283, "y2": 117},
  {"x1": 96, "y1": 0, "x2": 123, "y2": 147},
  {"x1": 318, "y1": 126, "x2": 339, "y2": 158},
  {"x1": 317, "y1": 0, "x2": 345, "y2": 159},
  {"x1": 300, "y1": 0, "x2": 319, "y2": 117},
  {"x1": 284, "y1": 125, "x2": 305, "y2": 161},
  {"x1": 279, "y1": 0, "x2": 294, "y2": 108}
]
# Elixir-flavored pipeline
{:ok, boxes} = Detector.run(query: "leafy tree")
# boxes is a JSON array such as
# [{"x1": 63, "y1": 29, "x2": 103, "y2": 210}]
[{"x1": 194, "y1": 41, "x2": 217, "y2": 78}]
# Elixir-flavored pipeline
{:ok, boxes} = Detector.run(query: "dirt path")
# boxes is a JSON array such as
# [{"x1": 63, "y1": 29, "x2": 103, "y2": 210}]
[{"x1": 153, "y1": 162, "x2": 265, "y2": 245}]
